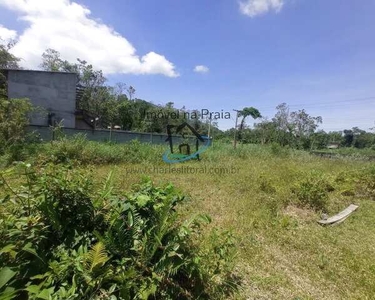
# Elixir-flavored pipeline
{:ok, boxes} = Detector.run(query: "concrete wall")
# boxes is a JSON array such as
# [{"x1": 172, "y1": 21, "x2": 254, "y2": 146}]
[
  {"x1": 28, "y1": 125, "x2": 197, "y2": 146},
  {"x1": 7, "y1": 70, "x2": 77, "y2": 128}
]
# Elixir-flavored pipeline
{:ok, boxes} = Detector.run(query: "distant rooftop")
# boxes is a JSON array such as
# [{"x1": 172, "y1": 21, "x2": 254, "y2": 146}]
[{"x1": 0, "y1": 68, "x2": 77, "y2": 75}]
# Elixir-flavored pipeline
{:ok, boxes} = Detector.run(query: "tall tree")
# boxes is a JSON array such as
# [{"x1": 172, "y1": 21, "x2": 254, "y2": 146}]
[
  {"x1": 0, "y1": 41, "x2": 21, "y2": 98},
  {"x1": 113, "y1": 82, "x2": 128, "y2": 101},
  {"x1": 40, "y1": 48, "x2": 63, "y2": 71},
  {"x1": 239, "y1": 107, "x2": 262, "y2": 130},
  {"x1": 273, "y1": 103, "x2": 291, "y2": 132},
  {"x1": 127, "y1": 85, "x2": 136, "y2": 101},
  {"x1": 343, "y1": 129, "x2": 354, "y2": 147},
  {"x1": 0, "y1": 40, "x2": 20, "y2": 70},
  {"x1": 255, "y1": 120, "x2": 278, "y2": 145},
  {"x1": 234, "y1": 106, "x2": 261, "y2": 147},
  {"x1": 0, "y1": 43, "x2": 31, "y2": 152},
  {"x1": 290, "y1": 109, "x2": 322, "y2": 149}
]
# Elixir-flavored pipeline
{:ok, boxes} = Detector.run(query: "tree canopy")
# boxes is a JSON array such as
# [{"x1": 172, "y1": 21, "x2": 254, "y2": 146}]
[{"x1": 2, "y1": 44, "x2": 375, "y2": 150}]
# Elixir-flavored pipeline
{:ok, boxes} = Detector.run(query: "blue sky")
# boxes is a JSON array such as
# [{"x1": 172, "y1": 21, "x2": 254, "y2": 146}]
[{"x1": 1, "y1": 0, "x2": 375, "y2": 131}]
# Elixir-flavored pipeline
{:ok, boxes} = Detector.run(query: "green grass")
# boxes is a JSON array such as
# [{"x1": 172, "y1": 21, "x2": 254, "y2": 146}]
[
  {"x1": 2, "y1": 139, "x2": 375, "y2": 299},
  {"x1": 90, "y1": 143, "x2": 375, "y2": 299},
  {"x1": 0, "y1": 165, "x2": 238, "y2": 299},
  {"x1": 312, "y1": 147, "x2": 375, "y2": 158}
]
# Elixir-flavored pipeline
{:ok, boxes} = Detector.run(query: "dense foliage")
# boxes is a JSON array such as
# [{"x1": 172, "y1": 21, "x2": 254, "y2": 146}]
[
  {"x1": 292, "y1": 171, "x2": 335, "y2": 211},
  {"x1": 0, "y1": 164, "x2": 237, "y2": 299},
  {"x1": 37, "y1": 49, "x2": 221, "y2": 136},
  {"x1": 2, "y1": 43, "x2": 375, "y2": 153},
  {"x1": 0, "y1": 42, "x2": 20, "y2": 71},
  {"x1": 0, "y1": 98, "x2": 33, "y2": 155},
  {"x1": 227, "y1": 103, "x2": 375, "y2": 150}
]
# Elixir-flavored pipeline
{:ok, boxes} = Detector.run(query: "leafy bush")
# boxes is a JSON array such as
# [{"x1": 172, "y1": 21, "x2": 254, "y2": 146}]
[
  {"x1": 335, "y1": 166, "x2": 375, "y2": 199},
  {"x1": 47, "y1": 134, "x2": 88, "y2": 163},
  {"x1": 270, "y1": 143, "x2": 290, "y2": 157},
  {"x1": 0, "y1": 164, "x2": 237, "y2": 299},
  {"x1": 0, "y1": 98, "x2": 33, "y2": 155},
  {"x1": 334, "y1": 171, "x2": 357, "y2": 197},
  {"x1": 292, "y1": 171, "x2": 334, "y2": 211},
  {"x1": 355, "y1": 166, "x2": 375, "y2": 199}
]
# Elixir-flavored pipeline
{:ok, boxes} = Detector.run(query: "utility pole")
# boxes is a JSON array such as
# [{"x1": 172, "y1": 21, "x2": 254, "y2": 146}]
[
  {"x1": 207, "y1": 116, "x2": 212, "y2": 138},
  {"x1": 208, "y1": 116, "x2": 217, "y2": 146},
  {"x1": 109, "y1": 124, "x2": 112, "y2": 142},
  {"x1": 233, "y1": 109, "x2": 240, "y2": 149}
]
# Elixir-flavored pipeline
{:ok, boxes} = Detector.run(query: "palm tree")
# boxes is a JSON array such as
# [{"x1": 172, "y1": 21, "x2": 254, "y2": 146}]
[
  {"x1": 233, "y1": 107, "x2": 262, "y2": 148},
  {"x1": 239, "y1": 107, "x2": 262, "y2": 131}
]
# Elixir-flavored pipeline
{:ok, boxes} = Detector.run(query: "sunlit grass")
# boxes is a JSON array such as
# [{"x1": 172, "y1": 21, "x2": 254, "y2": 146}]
[
  {"x1": 2, "y1": 140, "x2": 375, "y2": 299},
  {"x1": 89, "y1": 143, "x2": 375, "y2": 299}
]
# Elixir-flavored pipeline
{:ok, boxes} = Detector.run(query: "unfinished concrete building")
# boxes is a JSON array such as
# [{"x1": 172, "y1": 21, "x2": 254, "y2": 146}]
[{"x1": 3, "y1": 69, "x2": 77, "y2": 128}]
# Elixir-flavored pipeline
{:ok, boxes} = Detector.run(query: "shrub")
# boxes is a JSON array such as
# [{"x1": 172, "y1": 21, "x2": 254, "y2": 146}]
[
  {"x1": 47, "y1": 133, "x2": 88, "y2": 163},
  {"x1": 0, "y1": 98, "x2": 33, "y2": 155},
  {"x1": 334, "y1": 171, "x2": 357, "y2": 197},
  {"x1": 292, "y1": 171, "x2": 334, "y2": 211},
  {"x1": 0, "y1": 163, "x2": 237, "y2": 299},
  {"x1": 355, "y1": 166, "x2": 375, "y2": 199},
  {"x1": 38, "y1": 135, "x2": 164, "y2": 165},
  {"x1": 270, "y1": 143, "x2": 290, "y2": 157}
]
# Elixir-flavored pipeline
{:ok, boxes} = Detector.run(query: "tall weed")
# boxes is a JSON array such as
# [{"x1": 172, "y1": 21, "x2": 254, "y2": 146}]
[
  {"x1": 292, "y1": 171, "x2": 334, "y2": 211},
  {"x1": 0, "y1": 163, "x2": 237, "y2": 299}
]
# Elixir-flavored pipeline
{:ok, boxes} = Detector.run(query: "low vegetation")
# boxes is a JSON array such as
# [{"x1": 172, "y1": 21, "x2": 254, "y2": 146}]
[
  {"x1": 2, "y1": 43, "x2": 375, "y2": 298},
  {"x1": 2, "y1": 134, "x2": 375, "y2": 298},
  {"x1": 292, "y1": 171, "x2": 334, "y2": 211},
  {"x1": 0, "y1": 163, "x2": 236, "y2": 299}
]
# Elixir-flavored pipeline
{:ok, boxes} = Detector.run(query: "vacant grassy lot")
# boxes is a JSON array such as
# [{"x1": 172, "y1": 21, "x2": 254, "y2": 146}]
[
  {"x1": 2, "y1": 141, "x2": 375, "y2": 299},
  {"x1": 89, "y1": 143, "x2": 375, "y2": 300}
]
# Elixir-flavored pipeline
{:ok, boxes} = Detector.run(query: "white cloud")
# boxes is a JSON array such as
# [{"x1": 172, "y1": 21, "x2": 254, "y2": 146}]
[
  {"x1": 194, "y1": 65, "x2": 209, "y2": 73},
  {"x1": 0, "y1": 0, "x2": 179, "y2": 77},
  {"x1": 0, "y1": 25, "x2": 17, "y2": 44},
  {"x1": 239, "y1": 0, "x2": 284, "y2": 17}
]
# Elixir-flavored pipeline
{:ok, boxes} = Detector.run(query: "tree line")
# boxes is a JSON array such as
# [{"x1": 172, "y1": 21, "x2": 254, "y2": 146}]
[
  {"x1": 221, "y1": 103, "x2": 375, "y2": 150},
  {"x1": 39, "y1": 48, "x2": 222, "y2": 135},
  {"x1": 1, "y1": 40, "x2": 375, "y2": 151}
]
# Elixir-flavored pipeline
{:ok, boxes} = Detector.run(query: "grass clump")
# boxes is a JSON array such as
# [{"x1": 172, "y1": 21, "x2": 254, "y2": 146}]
[
  {"x1": 269, "y1": 143, "x2": 290, "y2": 157},
  {"x1": 292, "y1": 171, "x2": 334, "y2": 211},
  {"x1": 35, "y1": 134, "x2": 164, "y2": 165},
  {"x1": 258, "y1": 174, "x2": 277, "y2": 194},
  {"x1": 0, "y1": 163, "x2": 237, "y2": 300},
  {"x1": 355, "y1": 166, "x2": 375, "y2": 199}
]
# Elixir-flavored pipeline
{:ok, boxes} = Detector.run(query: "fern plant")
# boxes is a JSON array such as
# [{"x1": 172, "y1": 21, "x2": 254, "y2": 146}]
[{"x1": 0, "y1": 164, "x2": 238, "y2": 299}]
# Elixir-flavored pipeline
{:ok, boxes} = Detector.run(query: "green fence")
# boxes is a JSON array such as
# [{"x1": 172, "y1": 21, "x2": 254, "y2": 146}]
[{"x1": 27, "y1": 125, "x2": 196, "y2": 145}]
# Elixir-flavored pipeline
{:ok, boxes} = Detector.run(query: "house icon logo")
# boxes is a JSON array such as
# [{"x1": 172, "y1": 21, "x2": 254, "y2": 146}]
[{"x1": 163, "y1": 122, "x2": 211, "y2": 164}]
